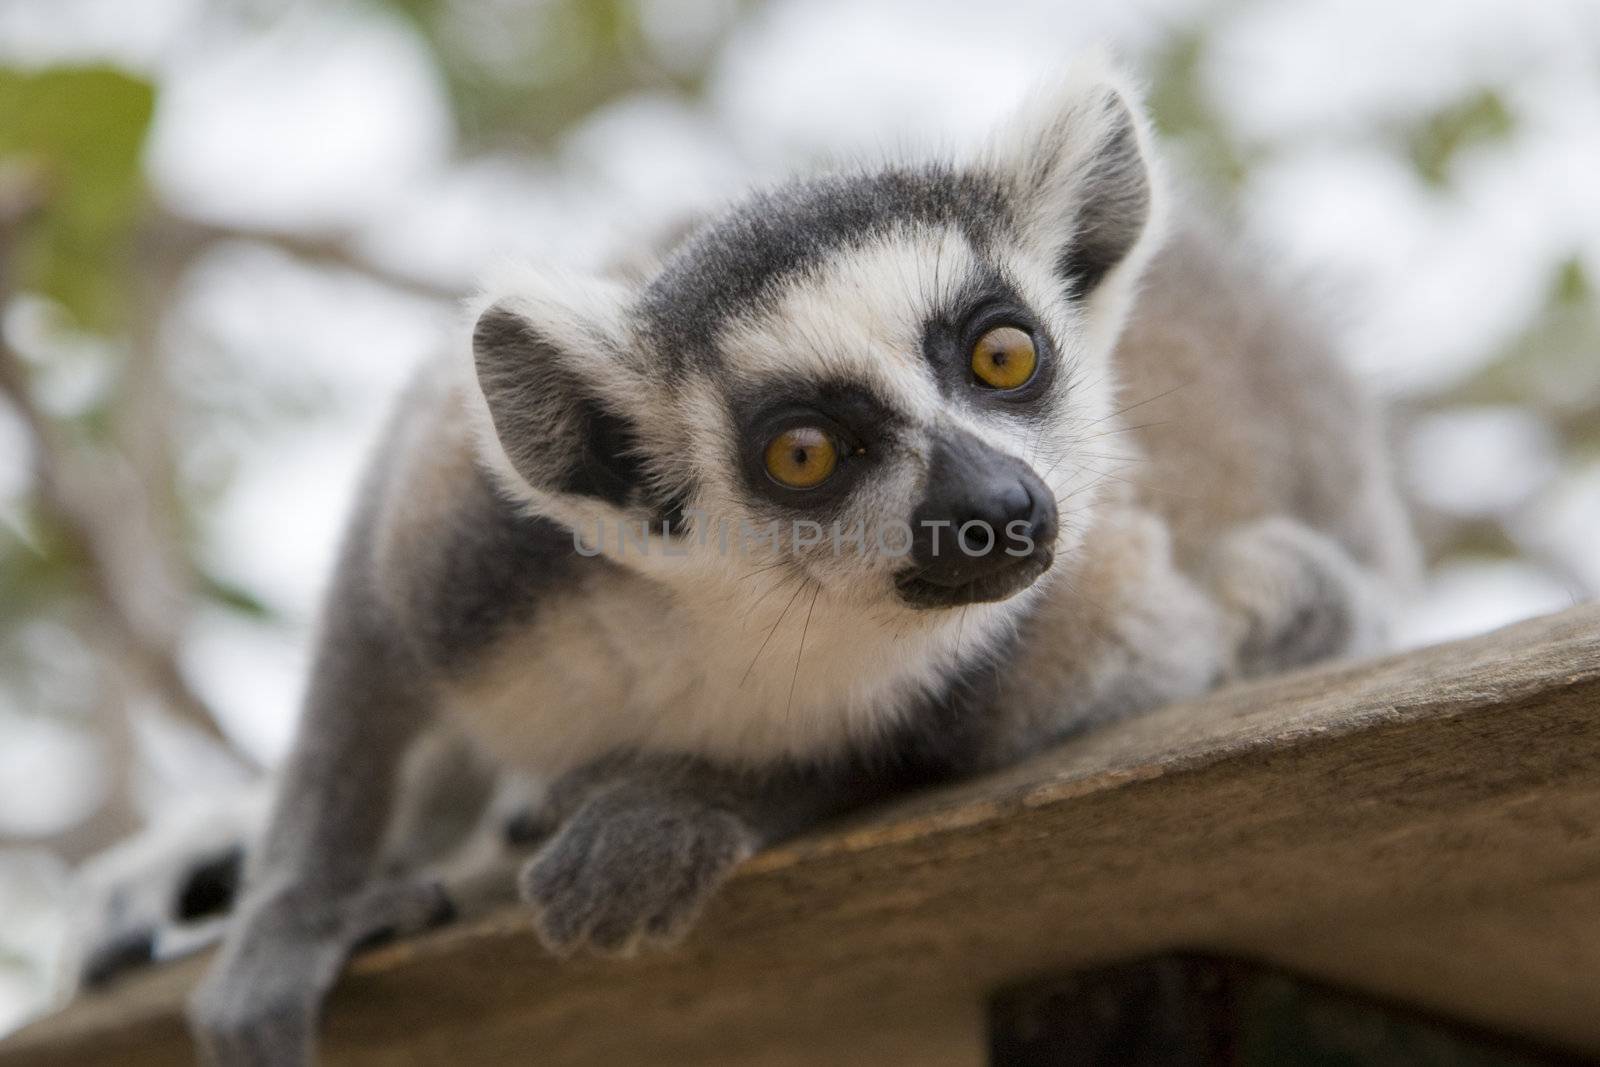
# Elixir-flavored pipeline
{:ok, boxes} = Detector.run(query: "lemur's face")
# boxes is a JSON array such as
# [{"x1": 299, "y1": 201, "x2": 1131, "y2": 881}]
[
  {"x1": 646, "y1": 204, "x2": 1083, "y2": 612},
  {"x1": 469, "y1": 64, "x2": 1158, "y2": 620}
]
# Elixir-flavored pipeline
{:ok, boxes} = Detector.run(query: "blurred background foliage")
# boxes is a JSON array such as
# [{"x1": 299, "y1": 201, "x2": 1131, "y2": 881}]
[
  {"x1": 0, "y1": 0, "x2": 1596, "y2": 1034},
  {"x1": 0, "y1": 66, "x2": 153, "y2": 330},
  {"x1": 388, "y1": 0, "x2": 746, "y2": 147}
]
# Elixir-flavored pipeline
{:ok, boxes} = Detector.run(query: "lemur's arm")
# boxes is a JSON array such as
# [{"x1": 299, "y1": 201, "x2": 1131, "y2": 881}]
[
  {"x1": 514, "y1": 752, "x2": 904, "y2": 957},
  {"x1": 187, "y1": 586, "x2": 451, "y2": 1067}
]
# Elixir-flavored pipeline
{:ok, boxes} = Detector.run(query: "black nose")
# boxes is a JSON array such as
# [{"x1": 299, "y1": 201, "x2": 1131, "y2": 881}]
[
  {"x1": 951, "y1": 477, "x2": 1036, "y2": 554},
  {"x1": 902, "y1": 429, "x2": 1058, "y2": 599}
]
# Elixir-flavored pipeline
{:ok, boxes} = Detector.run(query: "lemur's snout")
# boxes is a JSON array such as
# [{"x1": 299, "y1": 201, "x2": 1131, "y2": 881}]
[{"x1": 896, "y1": 430, "x2": 1058, "y2": 609}]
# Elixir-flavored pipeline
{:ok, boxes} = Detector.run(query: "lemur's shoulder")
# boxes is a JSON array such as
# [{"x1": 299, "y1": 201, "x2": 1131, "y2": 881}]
[{"x1": 347, "y1": 359, "x2": 600, "y2": 676}]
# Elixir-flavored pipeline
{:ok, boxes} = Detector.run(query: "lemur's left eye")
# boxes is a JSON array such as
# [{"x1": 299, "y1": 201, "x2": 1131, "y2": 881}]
[
  {"x1": 971, "y1": 326, "x2": 1038, "y2": 390},
  {"x1": 764, "y1": 427, "x2": 838, "y2": 489}
]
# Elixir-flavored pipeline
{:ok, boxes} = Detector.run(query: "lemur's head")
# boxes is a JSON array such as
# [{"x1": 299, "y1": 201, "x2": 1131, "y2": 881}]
[{"x1": 467, "y1": 58, "x2": 1160, "y2": 626}]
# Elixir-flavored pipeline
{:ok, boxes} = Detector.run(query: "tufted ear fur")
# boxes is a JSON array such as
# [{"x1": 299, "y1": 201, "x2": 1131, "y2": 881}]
[
  {"x1": 467, "y1": 269, "x2": 656, "y2": 514},
  {"x1": 990, "y1": 55, "x2": 1163, "y2": 305}
]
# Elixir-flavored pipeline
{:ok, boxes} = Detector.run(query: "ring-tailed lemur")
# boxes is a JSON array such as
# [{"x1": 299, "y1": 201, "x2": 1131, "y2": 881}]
[{"x1": 77, "y1": 55, "x2": 1417, "y2": 1066}]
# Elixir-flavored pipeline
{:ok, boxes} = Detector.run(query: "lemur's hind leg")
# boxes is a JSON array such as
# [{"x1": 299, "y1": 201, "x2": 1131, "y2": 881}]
[
  {"x1": 1204, "y1": 516, "x2": 1392, "y2": 678},
  {"x1": 188, "y1": 603, "x2": 451, "y2": 1067}
]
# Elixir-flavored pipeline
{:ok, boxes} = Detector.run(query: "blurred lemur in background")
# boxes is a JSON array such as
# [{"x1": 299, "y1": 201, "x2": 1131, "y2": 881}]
[{"x1": 72, "y1": 54, "x2": 1416, "y2": 1066}]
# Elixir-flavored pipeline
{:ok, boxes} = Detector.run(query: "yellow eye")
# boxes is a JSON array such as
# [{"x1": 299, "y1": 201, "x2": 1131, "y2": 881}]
[
  {"x1": 764, "y1": 427, "x2": 838, "y2": 489},
  {"x1": 971, "y1": 325, "x2": 1038, "y2": 390}
]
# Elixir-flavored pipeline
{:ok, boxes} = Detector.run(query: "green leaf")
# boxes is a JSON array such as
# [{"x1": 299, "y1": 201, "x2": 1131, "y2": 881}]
[
  {"x1": 375, "y1": 0, "x2": 733, "y2": 150},
  {"x1": 1406, "y1": 88, "x2": 1514, "y2": 189},
  {"x1": 1442, "y1": 255, "x2": 1600, "y2": 409},
  {"x1": 0, "y1": 506, "x2": 81, "y2": 605},
  {"x1": 0, "y1": 65, "x2": 156, "y2": 330},
  {"x1": 1145, "y1": 26, "x2": 1254, "y2": 195},
  {"x1": 1552, "y1": 257, "x2": 1591, "y2": 307}
]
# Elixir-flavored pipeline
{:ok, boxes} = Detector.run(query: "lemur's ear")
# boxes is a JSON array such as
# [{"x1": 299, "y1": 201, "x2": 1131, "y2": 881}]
[
  {"x1": 992, "y1": 56, "x2": 1161, "y2": 300},
  {"x1": 468, "y1": 271, "x2": 652, "y2": 510}
]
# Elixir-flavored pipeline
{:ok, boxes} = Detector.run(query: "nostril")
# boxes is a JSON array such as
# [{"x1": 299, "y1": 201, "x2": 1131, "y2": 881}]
[
  {"x1": 950, "y1": 481, "x2": 1035, "y2": 557},
  {"x1": 995, "y1": 482, "x2": 1037, "y2": 542},
  {"x1": 1001, "y1": 482, "x2": 1033, "y2": 524},
  {"x1": 957, "y1": 521, "x2": 992, "y2": 555}
]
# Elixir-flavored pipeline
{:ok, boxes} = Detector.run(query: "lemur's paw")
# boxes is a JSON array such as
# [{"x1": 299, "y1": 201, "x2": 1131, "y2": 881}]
[
  {"x1": 518, "y1": 786, "x2": 756, "y2": 958},
  {"x1": 189, "y1": 921, "x2": 329, "y2": 1067},
  {"x1": 1206, "y1": 516, "x2": 1386, "y2": 677},
  {"x1": 191, "y1": 969, "x2": 321, "y2": 1067},
  {"x1": 189, "y1": 876, "x2": 454, "y2": 1067}
]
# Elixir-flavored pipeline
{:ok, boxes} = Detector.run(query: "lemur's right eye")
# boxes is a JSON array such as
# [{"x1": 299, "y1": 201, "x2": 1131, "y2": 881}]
[
  {"x1": 764, "y1": 427, "x2": 838, "y2": 489},
  {"x1": 971, "y1": 325, "x2": 1038, "y2": 390}
]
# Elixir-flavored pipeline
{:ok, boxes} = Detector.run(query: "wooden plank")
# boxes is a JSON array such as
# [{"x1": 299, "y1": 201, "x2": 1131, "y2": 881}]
[{"x1": 4, "y1": 603, "x2": 1598, "y2": 1066}]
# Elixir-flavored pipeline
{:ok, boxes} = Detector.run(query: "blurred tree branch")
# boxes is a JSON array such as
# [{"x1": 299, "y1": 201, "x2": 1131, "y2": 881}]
[
  {"x1": 151, "y1": 210, "x2": 467, "y2": 303},
  {"x1": 0, "y1": 161, "x2": 461, "y2": 860},
  {"x1": 0, "y1": 168, "x2": 254, "y2": 768}
]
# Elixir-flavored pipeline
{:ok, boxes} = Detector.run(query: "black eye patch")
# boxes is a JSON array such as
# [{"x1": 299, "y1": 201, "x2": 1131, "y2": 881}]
[
  {"x1": 727, "y1": 376, "x2": 907, "y2": 514},
  {"x1": 921, "y1": 266, "x2": 1058, "y2": 410}
]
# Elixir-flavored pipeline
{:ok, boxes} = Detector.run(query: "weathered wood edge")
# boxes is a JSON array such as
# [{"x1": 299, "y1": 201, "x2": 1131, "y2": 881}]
[
  {"x1": 5, "y1": 603, "x2": 1598, "y2": 1066},
  {"x1": 754, "y1": 600, "x2": 1600, "y2": 866}
]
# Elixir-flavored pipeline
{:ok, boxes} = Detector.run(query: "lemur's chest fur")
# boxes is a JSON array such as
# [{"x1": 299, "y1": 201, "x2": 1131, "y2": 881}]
[{"x1": 436, "y1": 552, "x2": 1019, "y2": 775}]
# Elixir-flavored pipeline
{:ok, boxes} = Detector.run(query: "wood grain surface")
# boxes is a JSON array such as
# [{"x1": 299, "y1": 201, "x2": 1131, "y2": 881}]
[{"x1": 4, "y1": 603, "x2": 1597, "y2": 1066}]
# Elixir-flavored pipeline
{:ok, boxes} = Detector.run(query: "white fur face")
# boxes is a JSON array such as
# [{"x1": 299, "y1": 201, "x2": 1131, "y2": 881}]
[
  {"x1": 465, "y1": 56, "x2": 1163, "y2": 669},
  {"x1": 652, "y1": 221, "x2": 1118, "y2": 609}
]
